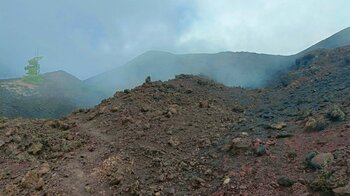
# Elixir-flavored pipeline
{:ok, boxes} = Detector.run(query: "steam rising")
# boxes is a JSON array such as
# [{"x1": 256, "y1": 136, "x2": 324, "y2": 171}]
[{"x1": 1, "y1": 0, "x2": 350, "y2": 80}]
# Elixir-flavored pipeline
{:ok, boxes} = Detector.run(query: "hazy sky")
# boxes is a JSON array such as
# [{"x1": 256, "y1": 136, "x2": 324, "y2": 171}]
[{"x1": 1, "y1": 0, "x2": 350, "y2": 79}]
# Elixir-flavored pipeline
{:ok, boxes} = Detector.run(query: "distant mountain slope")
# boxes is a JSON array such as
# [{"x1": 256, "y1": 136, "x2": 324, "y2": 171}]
[
  {"x1": 86, "y1": 27, "x2": 350, "y2": 96},
  {"x1": 39, "y1": 71, "x2": 106, "y2": 105},
  {"x1": 0, "y1": 71, "x2": 105, "y2": 118},
  {"x1": 86, "y1": 51, "x2": 293, "y2": 95},
  {"x1": 299, "y1": 27, "x2": 350, "y2": 55}
]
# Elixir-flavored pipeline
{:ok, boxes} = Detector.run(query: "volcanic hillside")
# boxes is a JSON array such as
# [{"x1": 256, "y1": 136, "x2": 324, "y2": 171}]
[
  {"x1": 300, "y1": 27, "x2": 350, "y2": 55},
  {"x1": 2, "y1": 27, "x2": 350, "y2": 119},
  {"x1": 86, "y1": 27, "x2": 350, "y2": 96},
  {"x1": 1, "y1": 46, "x2": 350, "y2": 195},
  {"x1": 0, "y1": 71, "x2": 105, "y2": 118}
]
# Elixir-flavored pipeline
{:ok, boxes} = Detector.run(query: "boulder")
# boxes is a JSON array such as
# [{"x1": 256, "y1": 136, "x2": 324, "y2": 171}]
[
  {"x1": 38, "y1": 162, "x2": 50, "y2": 175},
  {"x1": 304, "y1": 117, "x2": 326, "y2": 131},
  {"x1": 230, "y1": 137, "x2": 251, "y2": 154},
  {"x1": 277, "y1": 176, "x2": 296, "y2": 187},
  {"x1": 21, "y1": 170, "x2": 44, "y2": 190},
  {"x1": 168, "y1": 107, "x2": 177, "y2": 115},
  {"x1": 47, "y1": 120, "x2": 70, "y2": 130},
  {"x1": 168, "y1": 137, "x2": 180, "y2": 147},
  {"x1": 28, "y1": 143, "x2": 43, "y2": 155},
  {"x1": 110, "y1": 106, "x2": 120, "y2": 112},
  {"x1": 255, "y1": 144, "x2": 267, "y2": 156},
  {"x1": 199, "y1": 100, "x2": 210, "y2": 108},
  {"x1": 140, "y1": 105, "x2": 151, "y2": 113},
  {"x1": 276, "y1": 131, "x2": 294, "y2": 138},
  {"x1": 310, "y1": 153, "x2": 334, "y2": 169},
  {"x1": 223, "y1": 177, "x2": 231, "y2": 185},
  {"x1": 270, "y1": 122, "x2": 287, "y2": 130}
]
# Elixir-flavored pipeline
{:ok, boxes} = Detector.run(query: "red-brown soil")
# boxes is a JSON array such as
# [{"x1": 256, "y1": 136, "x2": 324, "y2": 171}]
[{"x1": 1, "y1": 46, "x2": 350, "y2": 195}]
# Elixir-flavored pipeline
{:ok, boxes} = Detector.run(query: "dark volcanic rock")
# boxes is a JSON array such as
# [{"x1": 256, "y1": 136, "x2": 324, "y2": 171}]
[
  {"x1": 277, "y1": 176, "x2": 296, "y2": 187},
  {"x1": 255, "y1": 144, "x2": 267, "y2": 156}
]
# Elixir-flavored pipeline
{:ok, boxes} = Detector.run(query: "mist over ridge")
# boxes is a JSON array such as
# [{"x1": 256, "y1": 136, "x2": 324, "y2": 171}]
[
  {"x1": 1, "y1": 0, "x2": 350, "y2": 79},
  {"x1": 1, "y1": 26, "x2": 350, "y2": 119},
  {"x1": 85, "y1": 27, "x2": 350, "y2": 96}
]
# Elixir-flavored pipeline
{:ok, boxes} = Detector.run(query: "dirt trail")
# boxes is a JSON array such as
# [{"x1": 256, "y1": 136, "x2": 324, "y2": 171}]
[{"x1": 45, "y1": 117, "x2": 116, "y2": 195}]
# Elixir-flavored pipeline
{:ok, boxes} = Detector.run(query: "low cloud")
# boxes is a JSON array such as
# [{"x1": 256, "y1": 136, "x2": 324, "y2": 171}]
[{"x1": 1, "y1": 0, "x2": 349, "y2": 79}]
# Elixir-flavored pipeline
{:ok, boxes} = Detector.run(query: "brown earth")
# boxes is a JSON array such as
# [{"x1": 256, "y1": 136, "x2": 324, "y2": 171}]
[{"x1": 1, "y1": 46, "x2": 350, "y2": 195}]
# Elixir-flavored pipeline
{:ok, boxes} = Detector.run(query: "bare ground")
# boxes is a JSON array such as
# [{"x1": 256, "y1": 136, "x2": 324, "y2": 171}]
[{"x1": 1, "y1": 46, "x2": 350, "y2": 195}]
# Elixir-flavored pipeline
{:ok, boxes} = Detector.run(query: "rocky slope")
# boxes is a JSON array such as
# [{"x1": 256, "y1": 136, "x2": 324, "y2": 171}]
[
  {"x1": 300, "y1": 27, "x2": 350, "y2": 54},
  {"x1": 1, "y1": 46, "x2": 350, "y2": 195}
]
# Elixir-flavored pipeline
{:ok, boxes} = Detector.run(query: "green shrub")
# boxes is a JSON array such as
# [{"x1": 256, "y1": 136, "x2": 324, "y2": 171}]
[{"x1": 22, "y1": 56, "x2": 43, "y2": 85}]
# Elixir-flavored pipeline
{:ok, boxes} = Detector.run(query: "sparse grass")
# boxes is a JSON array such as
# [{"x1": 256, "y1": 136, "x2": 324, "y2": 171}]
[
  {"x1": 309, "y1": 164, "x2": 348, "y2": 193},
  {"x1": 287, "y1": 150, "x2": 297, "y2": 161}
]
